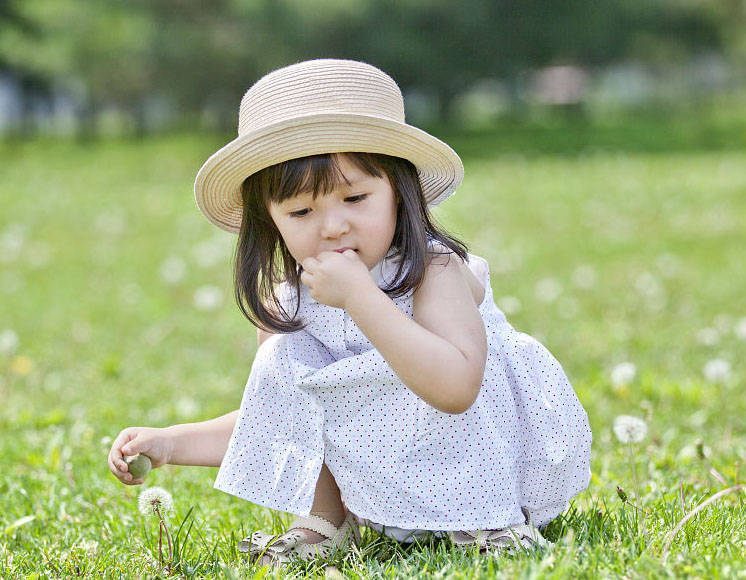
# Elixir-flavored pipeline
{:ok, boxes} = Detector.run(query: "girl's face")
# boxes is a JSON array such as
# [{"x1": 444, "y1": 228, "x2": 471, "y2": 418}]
[{"x1": 267, "y1": 154, "x2": 399, "y2": 270}]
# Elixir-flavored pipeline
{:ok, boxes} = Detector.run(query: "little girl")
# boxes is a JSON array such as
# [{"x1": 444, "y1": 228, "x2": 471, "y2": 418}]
[{"x1": 108, "y1": 59, "x2": 591, "y2": 566}]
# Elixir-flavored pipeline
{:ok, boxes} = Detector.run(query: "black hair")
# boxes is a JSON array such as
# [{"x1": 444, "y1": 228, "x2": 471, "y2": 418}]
[{"x1": 235, "y1": 152, "x2": 467, "y2": 333}]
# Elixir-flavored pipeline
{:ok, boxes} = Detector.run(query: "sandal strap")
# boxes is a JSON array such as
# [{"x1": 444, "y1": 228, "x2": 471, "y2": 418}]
[
  {"x1": 237, "y1": 511, "x2": 359, "y2": 563},
  {"x1": 287, "y1": 514, "x2": 340, "y2": 540}
]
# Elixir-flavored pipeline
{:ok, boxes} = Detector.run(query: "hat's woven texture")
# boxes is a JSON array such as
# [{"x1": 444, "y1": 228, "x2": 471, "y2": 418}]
[{"x1": 194, "y1": 59, "x2": 463, "y2": 234}]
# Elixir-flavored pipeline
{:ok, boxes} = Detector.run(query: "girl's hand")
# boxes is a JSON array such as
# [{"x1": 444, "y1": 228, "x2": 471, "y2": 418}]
[
  {"x1": 300, "y1": 249, "x2": 376, "y2": 309},
  {"x1": 108, "y1": 427, "x2": 174, "y2": 485}
]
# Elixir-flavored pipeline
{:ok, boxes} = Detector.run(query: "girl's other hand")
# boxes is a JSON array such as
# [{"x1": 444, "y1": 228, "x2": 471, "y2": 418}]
[
  {"x1": 300, "y1": 249, "x2": 375, "y2": 309},
  {"x1": 107, "y1": 426, "x2": 174, "y2": 485}
]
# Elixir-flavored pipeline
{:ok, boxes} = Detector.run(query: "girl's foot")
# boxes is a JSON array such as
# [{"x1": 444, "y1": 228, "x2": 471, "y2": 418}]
[{"x1": 241, "y1": 510, "x2": 357, "y2": 568}]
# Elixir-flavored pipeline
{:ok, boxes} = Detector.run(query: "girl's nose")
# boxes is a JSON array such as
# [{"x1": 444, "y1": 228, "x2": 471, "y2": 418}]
[{"x1": 320, "y1": 210, "x2": 350, "y2": 238}]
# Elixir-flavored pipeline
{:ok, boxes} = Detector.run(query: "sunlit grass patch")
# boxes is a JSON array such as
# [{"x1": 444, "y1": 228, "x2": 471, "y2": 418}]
[{"x1": 1, "y1": 116, "x2": 745, "y2": 576}]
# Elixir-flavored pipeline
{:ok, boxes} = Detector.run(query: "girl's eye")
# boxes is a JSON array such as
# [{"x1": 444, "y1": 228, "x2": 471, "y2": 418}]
[
  {"x1": 289, "y1": 209, "x2": 310, "y2": 218},
  {"x1": 345, "y1": 194, "x2": 368, "y2": 203}
]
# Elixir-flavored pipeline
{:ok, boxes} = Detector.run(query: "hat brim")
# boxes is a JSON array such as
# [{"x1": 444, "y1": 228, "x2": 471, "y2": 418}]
[{"x1": 194, "y1": 113, "x2": 464, "y2": 234}]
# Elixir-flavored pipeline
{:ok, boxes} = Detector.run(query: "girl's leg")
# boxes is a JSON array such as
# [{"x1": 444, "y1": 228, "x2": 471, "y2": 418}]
[
  {"x1": 257, "y1": 462, "x2": 347, "y2": 565},
  {"x1": 308, "y1": 461, "x2": 346, "y2": 528},
  {"x1": 258, "y1": 461, "x2": 346, "y2": 566}
]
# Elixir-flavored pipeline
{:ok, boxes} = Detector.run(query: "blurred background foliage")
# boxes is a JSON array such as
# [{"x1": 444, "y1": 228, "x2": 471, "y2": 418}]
[{"x1": 1, "y1": 0, "x2": 745, "y2": 137}]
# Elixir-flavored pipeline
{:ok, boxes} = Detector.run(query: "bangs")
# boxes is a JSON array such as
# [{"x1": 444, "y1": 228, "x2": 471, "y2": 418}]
[
  {"x1": 266, "y1": 153, "x2": 386, "y2": 204},
  {"x1": 235, "y1": 150, "x2": 468, "y2": 334}
]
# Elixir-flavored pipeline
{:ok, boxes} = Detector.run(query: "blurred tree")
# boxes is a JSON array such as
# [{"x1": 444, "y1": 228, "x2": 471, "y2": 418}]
[
  {"x1": 687, "y1": 0, "x2": 746, "y2": 67},
  {"x1": 262, "y1": 0, "x2": 726, "y2": 120},
  {"x1": 0, "y1": 0, "x2": 52, "y2": 135},
  {"x1": 0, "y1": 0, "x2": 157, "y2": 137},
  {"x1": 0, "y1": 0, "x2": 735, "y2": 134}
]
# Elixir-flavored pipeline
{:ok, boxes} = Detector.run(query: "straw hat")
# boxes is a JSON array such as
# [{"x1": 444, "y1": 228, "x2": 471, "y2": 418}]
[{"x1": 194, "y1": 59, "x2": 464, "y2": 234}]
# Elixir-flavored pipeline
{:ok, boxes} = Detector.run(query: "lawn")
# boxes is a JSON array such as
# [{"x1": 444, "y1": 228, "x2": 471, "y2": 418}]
[{"x1": 1, "y1": 103, "x2": 745, "y2": 578}]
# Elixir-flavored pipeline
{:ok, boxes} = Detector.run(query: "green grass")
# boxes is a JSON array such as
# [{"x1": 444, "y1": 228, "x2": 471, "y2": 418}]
[{"x1": 1, "y1": 104, "x2": 745, "y2": 578}]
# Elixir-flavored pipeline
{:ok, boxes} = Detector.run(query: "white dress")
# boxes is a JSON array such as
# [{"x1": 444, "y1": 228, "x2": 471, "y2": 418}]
[{"x1": 214, "y1": 245, "x2": 592, "y2": 540}]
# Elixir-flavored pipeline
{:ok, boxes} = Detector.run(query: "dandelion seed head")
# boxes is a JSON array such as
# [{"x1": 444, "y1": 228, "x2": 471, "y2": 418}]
[
  {"x1": 634, "y1": 271, "x2": 664, "y2": 298},
  {"x1": 703, "y1": 358, "x2": 731, "y2": 383},
  {"x1": 735, "y1": 317, "x2": 746, "y2": 341},
  {"x1": 654, "y1": 253, "x2": 681, "y2": 278},
  {"x1": 192, "y1": 237, "x2": 228, "y2": 268},
  {"x1": 120, "y1": 283, "x2": 142, "y2": 306},
  {"x1": 535, "y1": 277, "x2": 562, "y2": 303},
  {"x1": 193, "y1": 285, "x2": 223, "y2": 311},
  {"x1": 696, "y1": 327, "x2": 719, "y2": 346},
  {"x1": 0, "y1": 223, "x2": 27, "y2": 262},
  {"x1": 159, "y1": 256, "x2": 186, "y2": 284},
  {"x1": 95, "y1": 210, "x2": 127, "y2": 236},
  {"x1": 175, "y1": 397, "x2": 198, "y2": 417},
  {"x1": 138, "y1": 487, "x2": 174, "y2": 516},
  {"x1": 613, "y1": 415, "x2": 648, "y2": 443},
  {"x1": 610, "y1": 362, "x2": 636, "y2": 387},
  {"x1": 572, "y1": 264, "x2": 596, "y2": 289},
  {"x1": 497, "y1": 295, "x2": 521, "y2": 315},
  {"x1": 0, "y1": 329, "x2": 19, "y2": 355}
]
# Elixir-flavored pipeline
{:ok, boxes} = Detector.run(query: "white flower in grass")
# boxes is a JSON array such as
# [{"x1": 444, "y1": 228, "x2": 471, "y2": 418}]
[
  {"x1": 696, "y1": 327, "x2": 719, "y2": 346},
  {"x1": 193, "y1": 285, "x2": 223, "y2": 311},
  {"x1": 634, "y1": 271, "x2": 663, "y2": 298},
  {"x1": 654, "y1": 253, "x2": 681, "y2": 278},
  {"x1": 94, "y1": 210, "x2": 127, "y2": 236},
  {"x1": 571, "y1": 265, "x2": 596, "y2": 289},
  {"x1": 497, "y1": 295, "x2": 521, "y2": 315},
  {"x1": 0, "y1": 223, "x2": 27, "y2": 261},
  {"x1": 613, "y1": 415, "x2": 648, "y2": 444},
  {"x1": 159, "y1": 256, "x2": 186, "y2": 284},
  {"x1": 120, "y1": 283, "x2": 142, "y2": 306},
  {"x1": 610, "y1": 362, "x2": 636, "y2": 387},
  {"x1": 735, "y1": 317, "x2": 746, "y2": 341},
  {"x1": 703, "y1": 359, "x2": 731, "y2": 383},
  {"x1": 535, "y1": 277, "x2": 562, "y2": 303},
  {"x1": 138, "y1": 487, "x2": 174, "y2": 516},
  {"x1": 192, "y1": 239, "x2": 226, "y2": 268},
  {"x1": 176, "y1": 396, "x2": 198, "y2": 417},
  {"x1": 0, "y1": 329, "x2": 19, "y2": 355}
]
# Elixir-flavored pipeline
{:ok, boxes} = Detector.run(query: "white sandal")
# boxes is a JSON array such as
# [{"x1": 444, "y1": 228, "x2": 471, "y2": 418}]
[
  {"x1": 238, "y1": 511, "x2": 361, "y2": 565},
  {"x1": 449, "y1": 508, "x2": 553, "y2": 554}
]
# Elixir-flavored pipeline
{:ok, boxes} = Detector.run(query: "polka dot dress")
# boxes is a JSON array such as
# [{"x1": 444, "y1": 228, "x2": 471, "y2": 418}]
[{"x1": 214, "y1": 245, "x2": 592, "y2": 538}]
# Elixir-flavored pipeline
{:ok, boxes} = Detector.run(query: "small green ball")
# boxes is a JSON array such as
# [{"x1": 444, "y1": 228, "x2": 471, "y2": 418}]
[{"x1": 124, "y1": 453, "x2": 152, "y2": 479}]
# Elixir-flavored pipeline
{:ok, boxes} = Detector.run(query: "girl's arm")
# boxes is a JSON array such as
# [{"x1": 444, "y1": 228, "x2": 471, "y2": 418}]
[
  {"x1": 162, "y1": 410, "x2": 239, "y2": 466},
  {"x1": 109, "y1": 319, "x2": 277, "y2": 485},
  {"x1": 108, "y1": 410, "x2": 238, "y2": 485},
  {"x1": 345, "y1": 249, "x2": 487, "y2": 414}
]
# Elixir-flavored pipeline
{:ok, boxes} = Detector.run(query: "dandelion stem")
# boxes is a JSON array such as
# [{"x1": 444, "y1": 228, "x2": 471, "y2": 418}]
[
  {"x1": 153, "y1": 504, "x2": 173, "y2": 572},
  {"x1": 679, "y1": 481, "x2": 685, "y2": 517},
  {"x1": 627, "y1": 442, "x2": 648, "y2": 547},
  {"x1": 155, "y1": 505, "x2": 163, "y2": 568}
]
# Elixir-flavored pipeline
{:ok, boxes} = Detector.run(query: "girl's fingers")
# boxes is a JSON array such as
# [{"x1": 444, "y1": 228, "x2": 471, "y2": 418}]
[
  {"x1": 107, "y1": 454, "x2": 133, "y2": 483},
  {"x1": 109, "y1": 429, "x2": 140, "y2": 474},
  {"x1": 301, "y1": 257, "x2": 319, "y2": 271}
]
